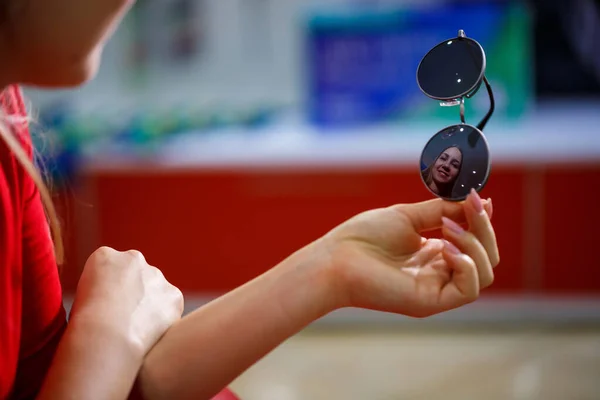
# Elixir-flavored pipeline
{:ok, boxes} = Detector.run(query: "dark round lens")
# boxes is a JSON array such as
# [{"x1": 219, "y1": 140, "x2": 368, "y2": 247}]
[
  {"x1": 419, "y1": 124, "x2": 490, "y2": 201},
  {"x1": 417, "y1": 38, "x2": 485, "y2": 100}
]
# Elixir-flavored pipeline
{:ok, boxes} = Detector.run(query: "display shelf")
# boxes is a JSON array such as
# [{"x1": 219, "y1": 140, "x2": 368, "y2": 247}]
[{"x1": 80, "y1": 101, "x2": 600, "y2": 171}]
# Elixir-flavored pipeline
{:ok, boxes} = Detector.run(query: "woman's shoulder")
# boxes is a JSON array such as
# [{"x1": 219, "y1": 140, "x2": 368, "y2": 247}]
[
  {"x1": 0, "y1": 84, "x2": 34, "y2": 398},
  {"x1": 0, "y1": 84, "x2": 67, "y2": 399}
]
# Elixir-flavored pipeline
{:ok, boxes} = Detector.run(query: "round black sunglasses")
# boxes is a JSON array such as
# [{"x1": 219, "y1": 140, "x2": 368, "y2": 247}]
[{"x1": 417, "y1": 29, "x2": 495, "y2": 202}]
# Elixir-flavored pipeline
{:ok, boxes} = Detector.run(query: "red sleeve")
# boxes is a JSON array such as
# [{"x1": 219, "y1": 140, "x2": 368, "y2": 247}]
[{"x1": 7, "y1": 86, "x2": 67, "y2": 400}]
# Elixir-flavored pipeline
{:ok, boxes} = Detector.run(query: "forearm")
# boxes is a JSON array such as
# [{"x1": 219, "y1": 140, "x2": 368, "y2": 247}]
[
  {"x1": 136, "y1": 242, "x2": 337, "y2": 400},
  {"x1": 37, "y1": 313, "x2": 144, "y2": 400}
]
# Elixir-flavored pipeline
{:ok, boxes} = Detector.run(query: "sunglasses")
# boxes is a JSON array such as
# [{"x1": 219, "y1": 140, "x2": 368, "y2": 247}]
[{"x1": 417, "y1": 29, "x2": 495, "y2": 202}]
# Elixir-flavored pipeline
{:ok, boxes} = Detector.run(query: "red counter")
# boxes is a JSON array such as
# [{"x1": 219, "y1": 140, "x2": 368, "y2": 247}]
[{"x1": 56, "y1": 161, "x2": 600, "y2": 296}]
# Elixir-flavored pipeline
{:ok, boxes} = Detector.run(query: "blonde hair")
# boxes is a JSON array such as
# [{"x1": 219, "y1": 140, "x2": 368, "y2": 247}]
[{"x1": 0, "y1": 106, "x2": 64, "y2": 265}]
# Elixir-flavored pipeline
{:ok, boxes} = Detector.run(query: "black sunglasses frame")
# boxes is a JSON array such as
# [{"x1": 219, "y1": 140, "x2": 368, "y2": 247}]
[
  {"x1": 417, "y1": 30, "x2": 495, "y2": 202},
  {"x1": 416, "y1": 29, "x2": 496, "y2": 132}
]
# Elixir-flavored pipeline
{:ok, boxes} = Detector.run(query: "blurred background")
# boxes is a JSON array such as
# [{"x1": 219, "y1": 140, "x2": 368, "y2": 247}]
[{"x1": 24, "y1": 0, "x2": 600, "y2": 398}]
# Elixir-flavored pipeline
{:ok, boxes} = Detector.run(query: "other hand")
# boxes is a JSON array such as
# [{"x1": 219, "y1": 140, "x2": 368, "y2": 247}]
[{"x1": 70, "y1": 247, "x2": 184, "y2": 356}]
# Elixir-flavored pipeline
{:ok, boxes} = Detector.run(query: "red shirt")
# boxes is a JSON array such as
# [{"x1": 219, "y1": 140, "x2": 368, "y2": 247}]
[
  {"x1": 0, "y1": 86, "x2": 240, "y2": 400},
  {"x1": 0, "y1": 85, "x2": 67, "y2": 399}
]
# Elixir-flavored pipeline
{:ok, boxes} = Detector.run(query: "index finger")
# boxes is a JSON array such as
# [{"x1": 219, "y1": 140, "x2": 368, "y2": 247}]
[
  {"x1": 464, "y1": 190, "x2": 500, "y2": 267},
  {"x1": 392, "y1": 197, "x2": 491, "y2": 233}
]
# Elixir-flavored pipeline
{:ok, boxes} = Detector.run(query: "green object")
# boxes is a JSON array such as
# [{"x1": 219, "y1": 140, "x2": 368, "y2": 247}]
[{"x1": 407, "y1": 1, "x2": 534, "y2": 126}]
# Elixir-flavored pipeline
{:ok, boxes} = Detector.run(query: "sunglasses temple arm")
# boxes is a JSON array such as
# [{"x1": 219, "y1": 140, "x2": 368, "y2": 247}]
[{"x1": 476, "y1": 75, "x2": 495, "y2": 131}]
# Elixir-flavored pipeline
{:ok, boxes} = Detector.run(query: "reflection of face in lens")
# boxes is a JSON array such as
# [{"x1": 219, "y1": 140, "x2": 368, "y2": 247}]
[{"x1": 421, "y1": 146, "x2": 463, "y2": 197}]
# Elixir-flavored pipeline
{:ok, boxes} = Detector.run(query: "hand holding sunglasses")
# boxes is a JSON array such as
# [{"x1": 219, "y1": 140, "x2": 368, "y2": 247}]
[{"x1": 417, "y1": 30, "x2": 495, "y2": 202}]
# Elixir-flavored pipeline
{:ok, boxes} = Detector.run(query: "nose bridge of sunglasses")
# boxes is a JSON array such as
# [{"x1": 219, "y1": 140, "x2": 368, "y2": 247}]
[{"x1": 439, "y1": 97, "x2": 466, "y2": 124}]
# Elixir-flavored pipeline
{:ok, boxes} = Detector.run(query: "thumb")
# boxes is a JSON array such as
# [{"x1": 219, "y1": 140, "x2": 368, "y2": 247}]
[{"x1": 392, "y1": 197, "x2": 491, "y2": 233}]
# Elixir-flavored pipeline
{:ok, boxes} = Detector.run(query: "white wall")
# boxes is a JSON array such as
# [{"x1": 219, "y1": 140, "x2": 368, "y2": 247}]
[
  {"x1": 25, "y1": 0, "x2": 312, "y2": 115},
  {"x1": 24, "y1": 0, "x2": 433, "y2": 117}
]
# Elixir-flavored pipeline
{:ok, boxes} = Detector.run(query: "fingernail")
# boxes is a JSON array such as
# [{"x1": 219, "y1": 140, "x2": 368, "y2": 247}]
[
  {"x1": 469, "y1": 188, "x2": 484, "y2": 213},
  {"x1": 444, "y1": 240, "x2": 461, "y2": 254},
  {"x1": 442, "y1": 216, "x2": 465, "y2": 235},
  {"x1": 487, "y1": 198, "x2": 493, "y2": 218}
]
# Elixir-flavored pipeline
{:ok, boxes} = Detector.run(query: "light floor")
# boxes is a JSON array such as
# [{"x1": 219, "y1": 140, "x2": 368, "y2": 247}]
[{"x1": 229, "y1": 326, "x2": 600, "y2": 400}]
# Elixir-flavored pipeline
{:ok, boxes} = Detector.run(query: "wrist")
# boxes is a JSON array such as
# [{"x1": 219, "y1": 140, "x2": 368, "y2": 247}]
[
  {"x1": 37, "y1": 305, "x2": 146, "y2": 400},
  {"x1": 277, "y1": 238, "x2": 344, "y2": 318},
  {"x1": 69, "y1": 307, "x2": 146, "y2": 362}
]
